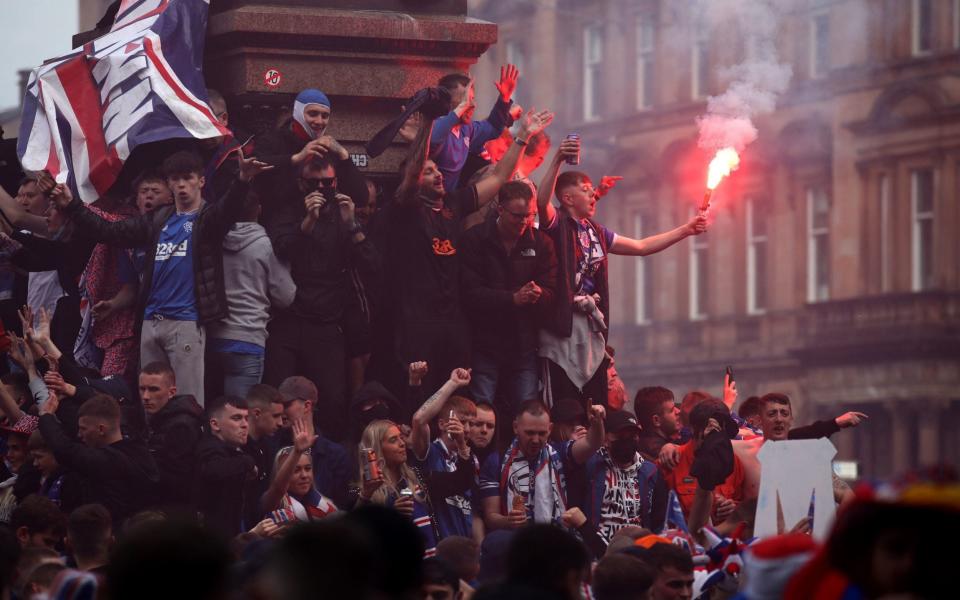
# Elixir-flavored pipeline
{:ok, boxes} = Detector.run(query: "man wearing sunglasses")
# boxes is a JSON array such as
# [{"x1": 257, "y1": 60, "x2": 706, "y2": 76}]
[
  {"x1": 265, "y1": 157, "x2": 380, "y2": 442},
  {"x1": 459, "y1": 181, "x2": 558, "y2": 418}
]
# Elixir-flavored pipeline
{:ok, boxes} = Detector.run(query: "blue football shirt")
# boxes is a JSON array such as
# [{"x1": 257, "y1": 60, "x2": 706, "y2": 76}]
[{"x1": 144, "y1": 212, "x2": 199, "y2": 321}]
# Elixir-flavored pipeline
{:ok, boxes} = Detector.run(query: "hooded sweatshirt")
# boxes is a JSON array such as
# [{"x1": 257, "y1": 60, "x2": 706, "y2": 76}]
[
  {"x1": 208, "y1": 222, "x2": 296, "y2": 348},
  {"x1": 147, "y1": 395, "x2": 205, "y2": 508}
]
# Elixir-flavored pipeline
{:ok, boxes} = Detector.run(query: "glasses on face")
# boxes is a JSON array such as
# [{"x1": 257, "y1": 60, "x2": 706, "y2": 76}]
[{"x1": 301, "y1": 176, "x2": 336, "y2": 190}]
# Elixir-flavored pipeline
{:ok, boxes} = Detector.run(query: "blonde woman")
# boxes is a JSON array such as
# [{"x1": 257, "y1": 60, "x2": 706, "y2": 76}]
[
  {"x1": 261, "y1": 418, "x2": 337, "y2": 522},
  {"x1": 356, "y1": 419, "x2": 474, "y2": 557}
]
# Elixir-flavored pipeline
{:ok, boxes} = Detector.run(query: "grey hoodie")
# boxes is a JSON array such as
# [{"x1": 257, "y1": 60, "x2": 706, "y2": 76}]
[{"x1": 207, "y1": 222, "x2": 296, "y2": 347}]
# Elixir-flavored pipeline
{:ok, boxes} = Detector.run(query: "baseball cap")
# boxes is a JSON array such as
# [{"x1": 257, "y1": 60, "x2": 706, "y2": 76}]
[
  {"x1": 605, "y1": 410, "x2": 640, "y2": 433},
  {"x1": 278, "y1": 376, "x2": 318, "y2": 405}
]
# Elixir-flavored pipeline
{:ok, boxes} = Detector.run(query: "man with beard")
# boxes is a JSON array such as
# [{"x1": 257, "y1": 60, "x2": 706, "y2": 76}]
[
  {"x1": 385, "y1": 108, "x2": 552, "y2": 395},
  {"x1": 584, "y1": 410, "x2": 668, "y2": 543}
]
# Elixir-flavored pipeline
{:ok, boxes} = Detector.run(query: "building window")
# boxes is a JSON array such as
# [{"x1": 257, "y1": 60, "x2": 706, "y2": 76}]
[
  {"x1": 911, "y1": 169, "x2": 935, "y2": 291},
  {"x1": 583, "y1": 24, "x2": 603, "y2": 121},
  {"x1": 505, "y1": 40, "x2": 525, "y2": 75},
  {"x1": 806, "y1": 187, "x2": 831, "y2": 302},
  {"x1": 746, "y1": 198, "x2": 768, "y2": 314},
  {"x1": 636, "y1": 16, "x2": 656, "y2": 110},
  {"x1": 913, "y1": 0, "x2": 933, "y2": 55},
  {"x1": 689, "y1": 211, "x2": 709, "y2": 319},
  {"x1": 879, "y1": 174, "x2": 892, "y2": 292},
  {"x1": 691, "y1": 19, "x2": 709, "y2": 99},
  {"x1": 634, "y1": 213, "x2": 653, "y2": 324},
  {"x1": 810, "y1": 13, "x2": 830, "y2": 77}
]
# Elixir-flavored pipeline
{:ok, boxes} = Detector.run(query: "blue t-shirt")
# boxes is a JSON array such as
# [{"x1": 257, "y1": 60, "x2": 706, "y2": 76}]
[
  {"x1": 144, "y1": 212, "x2": 199, "y2": 321},
  {"x1": 412, "y1": 439, "x2": 476, "y2": 540},
  {"x1": 543, "y1": 214, "x2": 617, "y2": 295}
]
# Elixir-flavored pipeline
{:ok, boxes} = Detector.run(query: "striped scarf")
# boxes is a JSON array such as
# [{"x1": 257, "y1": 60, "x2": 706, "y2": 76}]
[{"x1": 499, "y1": 439, "x2": 568, "y2": 525}]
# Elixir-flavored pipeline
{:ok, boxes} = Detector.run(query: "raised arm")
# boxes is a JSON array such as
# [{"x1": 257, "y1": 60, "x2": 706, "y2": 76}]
[
  {"x1": 571, "y1": 405, "x2": 606, "y2": 464},
  {"x1": 0, "y1": 182, "x2": 47, "y2": 234},
  {"x1": 397, "y1": 117, "x2": 435, "y2": 207},
  {"x1": 474, "y1": 109, "x2": 553, "y2": 208},
  {"x1": 200, "y1": 154, "x2": 268, "y2": 240},
  {"x1": 609, "y1": 214, "x2": 707, "y2": 256},
  {"x1": 410, "y1": 368, "x2": 471, "y2": 460},
  {"x1": 536, "y1": 137, "x2": 579, "y2": 226},
  {"x1": 467, "y1": 65, "x2": 519, "y2": 151},
  {"x1": 261, "y1": 419, "x2": 316, "y2": 513},
  {"x1": 52, "y1": 184, "x2": 152, "y2": 248}
]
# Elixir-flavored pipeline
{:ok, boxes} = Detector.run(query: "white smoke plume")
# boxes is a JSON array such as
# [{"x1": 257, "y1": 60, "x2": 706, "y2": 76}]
[{"x1": 695, "y1": 0, "x2": 793, "y2": 153}]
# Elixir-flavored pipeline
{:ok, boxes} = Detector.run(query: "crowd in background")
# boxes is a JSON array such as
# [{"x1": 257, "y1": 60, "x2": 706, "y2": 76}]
[{"x1": 0, "y1": 60, "x2": 955, "y2": 600}]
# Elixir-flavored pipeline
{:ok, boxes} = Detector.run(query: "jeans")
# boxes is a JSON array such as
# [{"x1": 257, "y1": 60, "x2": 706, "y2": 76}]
[
  {"x1": 264, "y1": 313, "x2": 346, "y2": 441},
  {"x1": 141, "y1": 318, "x2": 206, "y2": 406},
  {"x1": 470, "y1": 349, "x2": 539, "y2": 418},
  {"x1": 210, "y1": 351, "x2": 264, "y2": 399}
]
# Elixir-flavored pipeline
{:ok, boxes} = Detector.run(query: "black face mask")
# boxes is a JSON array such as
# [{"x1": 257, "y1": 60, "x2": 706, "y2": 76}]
[
  {"x1": 360, "y1": 402, "x2": 391, "y2": 425},
  {"x1": 609, "y1": 437, "x2": 639, "y2": 464}
]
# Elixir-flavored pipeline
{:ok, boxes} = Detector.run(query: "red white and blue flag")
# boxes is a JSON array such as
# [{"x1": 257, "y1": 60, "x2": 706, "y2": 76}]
[{"x1": 16, "y1": 0, "x2": 228, "y2": 202}]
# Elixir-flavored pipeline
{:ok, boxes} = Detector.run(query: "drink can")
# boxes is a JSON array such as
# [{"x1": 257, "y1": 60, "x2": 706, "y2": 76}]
[
  {"x1": 400, "y1": 488, "x2": 414, "y2": 498},
  {"x1": 363, "y1": 448, "x2": 381, "y2": 482},
  {"x1": 565, "y1": 133, "x2": 581, "y2": 165}
]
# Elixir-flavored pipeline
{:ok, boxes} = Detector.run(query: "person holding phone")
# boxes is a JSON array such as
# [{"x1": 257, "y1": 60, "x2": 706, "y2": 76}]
[{"x1": 263, "y1": 157, "x2": 380, "y2": 443}]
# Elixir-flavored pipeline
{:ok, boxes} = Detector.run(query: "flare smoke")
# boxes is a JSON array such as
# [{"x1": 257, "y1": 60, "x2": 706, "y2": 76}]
[{"x1": 695, "y1": 0, "x2": 792, "y2": 153}]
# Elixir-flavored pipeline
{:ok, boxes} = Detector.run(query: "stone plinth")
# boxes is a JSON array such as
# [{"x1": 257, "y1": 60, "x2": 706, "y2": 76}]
[{"x1": 204, "y1": 2, "x2": 498, "y2": 177}]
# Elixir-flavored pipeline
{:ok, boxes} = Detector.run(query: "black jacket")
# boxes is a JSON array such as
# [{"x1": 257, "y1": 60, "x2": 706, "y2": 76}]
[
  {"x1": 459, "y1": 215, "x2": 558, "y2": 356},
  {"x1": 268, "y1": 197, "x2": 380, "y2": 323},
  {"x1": 63, "y1": 179, "x2": 249, "y2": 328},
  {"x1": 38, "y1": 414, "x2": 159, "y2": 525},
  {"x1": 253, "y1": 122, "x2": 368, "y2": 228},
  {"x1": 243, "y1": 435, "x2": 273, "y2": 529},
  {"x1": 542, "y1": 212, "x2": 611, "y2": 340},
  {"x1": 194, "y1": 434, "x2": 256, "y2": 537},
  {"x1": 10, "y1": 231, "x2": 95, "y2": 298},
  {"x1": 10, "y1": 232, "x2": 96, "y2": 358},
  {"x1": 789, "y1": 419, "x2": 841, "y2": 440},
  {"x1": 146, "y1": 395, "x2": 204, "y2": 508}
]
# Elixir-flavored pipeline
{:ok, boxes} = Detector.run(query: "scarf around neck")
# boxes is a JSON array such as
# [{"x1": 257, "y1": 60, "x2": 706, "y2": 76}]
[{"x1": 499, "y1": 438, "x2": 568, "y2": 525}]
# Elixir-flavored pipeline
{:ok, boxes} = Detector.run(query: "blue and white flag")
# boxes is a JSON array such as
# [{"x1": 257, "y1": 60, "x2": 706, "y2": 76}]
[
  {"x1": 17, "y1": 0, "x2": 227, "y2": 202},
  {"x1": 664, "y1": 489, "x2": 690, "y2": 534}
]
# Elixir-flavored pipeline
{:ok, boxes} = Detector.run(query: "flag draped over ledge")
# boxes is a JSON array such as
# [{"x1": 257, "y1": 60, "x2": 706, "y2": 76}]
[{"x1": 17, "y1": 0, "x2": 227, "y2": 202}]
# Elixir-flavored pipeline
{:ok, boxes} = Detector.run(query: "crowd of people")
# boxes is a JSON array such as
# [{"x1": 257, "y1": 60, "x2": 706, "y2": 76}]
[{"x1": 0, "y1": 61, "x2": 954, "y2": 600}]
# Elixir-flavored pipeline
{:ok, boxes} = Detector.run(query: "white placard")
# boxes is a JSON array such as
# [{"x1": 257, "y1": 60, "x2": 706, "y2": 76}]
[{"x1": 755, "y1": 438, "x2": 837, "y2": 541}]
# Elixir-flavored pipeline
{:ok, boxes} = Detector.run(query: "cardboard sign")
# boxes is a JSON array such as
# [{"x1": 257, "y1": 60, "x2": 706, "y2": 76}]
[{"x1": 754, "y1": 438, "x2": 837, "y2": 541}]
